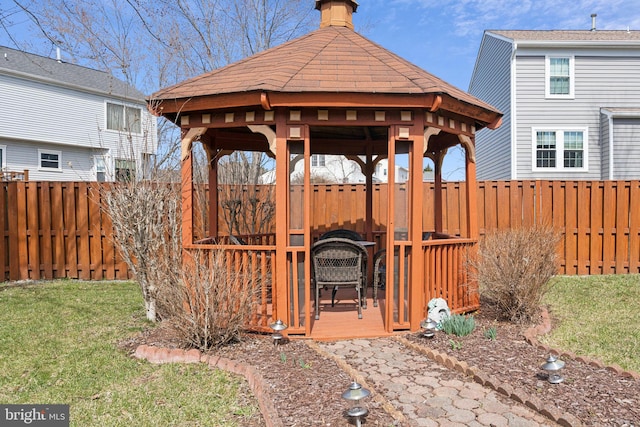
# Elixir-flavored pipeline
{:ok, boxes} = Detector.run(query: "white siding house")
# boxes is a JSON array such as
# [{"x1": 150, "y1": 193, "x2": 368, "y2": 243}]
[
  {"x1": 272, "y1": 154, "x2": 409, "y2": 184},
  {"x1": 469, "y1": 29, "x2": 640, "y2": 180},
  {"x1": 0, "y1": 45, "x2": 157, "y2": 181}
]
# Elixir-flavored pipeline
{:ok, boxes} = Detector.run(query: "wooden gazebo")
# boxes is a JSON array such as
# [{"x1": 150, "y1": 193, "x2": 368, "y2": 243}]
[{"x1": 149, "y1": 0, "x2": 502, "y2": 339}]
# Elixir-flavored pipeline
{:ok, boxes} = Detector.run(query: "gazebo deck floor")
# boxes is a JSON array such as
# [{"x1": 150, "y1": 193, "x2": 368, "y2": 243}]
[{"x1": 308, "y1": 288, "x2": 395, "y2": 341}]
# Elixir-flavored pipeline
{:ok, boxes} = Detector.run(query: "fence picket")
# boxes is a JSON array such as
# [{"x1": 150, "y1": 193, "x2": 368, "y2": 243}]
[
  {"x1": 39, "y1": 183, "x2": 53, "y2": 279},
  {"x1": 26, "y1": 182, "x2": 40, "y2": 280},
  {"x1": 629, "y1": 182, "x2": 640, "y2": 273},
  {"x1": 0, "y1": 184, "x2": 6, "y2": 279}
]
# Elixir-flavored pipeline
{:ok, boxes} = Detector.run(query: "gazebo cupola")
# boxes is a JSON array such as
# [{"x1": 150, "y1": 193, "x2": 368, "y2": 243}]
[
  {"x1": 149, "y1": 0, "x2": 502, "y2": 339},
  {"x1": 316, "y1": 0, "x2": 358, "y2": 29}
]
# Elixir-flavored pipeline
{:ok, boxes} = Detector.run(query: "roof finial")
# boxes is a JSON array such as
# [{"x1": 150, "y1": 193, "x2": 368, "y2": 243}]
[{"x1": 315, "y1": 0, "x2": 358, "y2": 30}]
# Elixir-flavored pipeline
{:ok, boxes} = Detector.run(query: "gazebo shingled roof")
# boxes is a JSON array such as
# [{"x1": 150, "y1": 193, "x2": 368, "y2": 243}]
[{"x1": 151, "y1": 26, "x2": 500, "y2": 127}]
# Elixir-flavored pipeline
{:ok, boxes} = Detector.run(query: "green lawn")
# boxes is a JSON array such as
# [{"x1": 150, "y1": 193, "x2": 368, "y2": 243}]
[
  {"x1": 0, "y1": 280, "x2": 259, "y2": 426},
  {"x1": 542, "y1": 274, "x2": 640, "y2": 373}
]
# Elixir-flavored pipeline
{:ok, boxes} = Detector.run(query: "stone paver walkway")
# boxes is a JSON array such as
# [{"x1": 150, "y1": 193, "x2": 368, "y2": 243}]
[{"x1": 316, "y1": 338, "x2": 557, "y2": 427}]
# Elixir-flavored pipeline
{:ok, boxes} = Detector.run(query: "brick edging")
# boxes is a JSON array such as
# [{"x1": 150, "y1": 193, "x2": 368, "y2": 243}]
[{"x1": 133, "y1": 345, "x2": 283, "y2": 427}]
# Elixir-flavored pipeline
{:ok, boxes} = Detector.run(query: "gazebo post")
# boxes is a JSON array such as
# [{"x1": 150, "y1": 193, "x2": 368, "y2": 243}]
[
  {"x1": 365, "y1": 145, "x2": 374, "y2": 243},
  {"x1": 207, "y1": 145, "x2": 219, "y2": 240},
  {"x1": 273, "y1": 111, "x2": 289, "y2": 325},
  {"x1": 384, "y1": 127, "x2": 396, "y2": 332},
  {"x1": 180, "y1": 127, "x2": 207, "y2": 250},
  {"x1": 461, "y1": 134, "x2": 480, "y2": 307},
  {"x1": 181, "y1": 144, "x2": 193, "y2": 250},
  {"x1": 409, "y1": 115, "x2": 425, "y2": 331},
  {"x1": 460, "y1": 135, "x2": 479, "y2": 239}
]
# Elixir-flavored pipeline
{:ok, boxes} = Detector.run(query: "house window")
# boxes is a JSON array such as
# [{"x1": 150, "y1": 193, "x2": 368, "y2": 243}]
[
  {"x1": 546, "y1": 56, "x2": 574, "y2": 98},
  {"x1": 106, "y1": 102, "x2": 142, "y2": 134},
  {"x1": 536, "y1": 131, "x2": 556, "y2": 168},
  {"x1": 38, "y1": 149, "x2": 62, "y2": 171},
  {"x1": 534, "y1": 129, "x2": 586, "y2": 170},
  {"x1": 311, "y1": 154, "x2": 325, "y2": 167},
  {"x1": 563, "y1": 131, "x2": 584, "y2": 168},
  {"x1": 0, "y1": 145, "x2": 5, "y2": 170},
  {"x1": 94, "y1": 156, "x2": 107, "y2": 182},
  {"x1": 115, "y1": 158, "x2": 136, "y2": 181}
]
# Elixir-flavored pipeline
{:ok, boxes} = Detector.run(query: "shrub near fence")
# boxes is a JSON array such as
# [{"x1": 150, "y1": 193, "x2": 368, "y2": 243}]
[{"x1": 1, "y1": 180, "x2": 639, "y2": 281}]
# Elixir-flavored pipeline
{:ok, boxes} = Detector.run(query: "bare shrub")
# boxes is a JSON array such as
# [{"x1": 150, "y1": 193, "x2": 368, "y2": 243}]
[
  {"x1": 101, "y1": 179, "x2": 181, "y2": 322},
  {"x1": 166, "y1": 249, "x2": 261, "y2": 351},
  {"x1": 473, "y1": 225, "x2": 561, "y2": 323}
]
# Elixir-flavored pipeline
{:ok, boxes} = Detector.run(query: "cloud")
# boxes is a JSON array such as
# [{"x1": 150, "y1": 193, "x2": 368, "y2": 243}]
[{"x1": 388, "y1": 0, "x2": 640, "y2": 38}]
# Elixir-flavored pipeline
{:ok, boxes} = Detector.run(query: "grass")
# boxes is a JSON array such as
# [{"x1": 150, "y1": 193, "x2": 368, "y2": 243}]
[
  {"x1": 0, "y1": 280, "x2": 260, "y2": 426},
  {"x1": 542, "y1": 274, "x2": 640, "y2": 373}
]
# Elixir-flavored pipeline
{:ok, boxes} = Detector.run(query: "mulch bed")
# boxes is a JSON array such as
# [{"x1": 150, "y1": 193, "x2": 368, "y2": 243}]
[
  {"x1": 406, "y1": 304, "x2": 639, "y2": 426},
  {"x1": 123, "y1": 304, "x2": 640, "y2": 426}
]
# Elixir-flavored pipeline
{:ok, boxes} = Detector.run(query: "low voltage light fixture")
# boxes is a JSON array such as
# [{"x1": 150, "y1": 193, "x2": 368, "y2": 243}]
[
  {"x1": 420, "y1": 318, "x2": 437, "y2": 338},
  {"x1": 269, "y1": 319, "x2": 287, "y2": 346},
  {"x1": 541, "y1": 354, "x2": 565, "y2": 384},
  {"x1": 342, "y1": 381, "x2": 370, "y2": 427}
]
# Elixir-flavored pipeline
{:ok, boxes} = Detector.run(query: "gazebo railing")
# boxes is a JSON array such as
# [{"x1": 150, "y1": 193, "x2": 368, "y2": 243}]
[
  {"x1": 422, "y1": 238, "x2": 479, "y2": 314},
  {"x1": 188, "y1": 235, "x2": 477, "y2": 335},
  {"x1": 185, "y1": 243, "x2": 275, "y2": 333}
]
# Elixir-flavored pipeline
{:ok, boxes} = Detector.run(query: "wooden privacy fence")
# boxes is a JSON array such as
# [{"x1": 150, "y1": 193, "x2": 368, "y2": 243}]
[
  {"x1": 0, "y1": 181, "x2": 129, "y2": 282},
  {"x1": 477, "y1": 180, "x2": 640, "y2": 275},
  {"x1": 2, "y1": 180, "x2": 639, "y2": 281}
]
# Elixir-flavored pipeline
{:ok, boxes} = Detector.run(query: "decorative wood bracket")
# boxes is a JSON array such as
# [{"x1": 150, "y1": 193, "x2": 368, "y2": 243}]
[
  {"x1": 423, "y1": 126, "x2": 442, "y2": 154},
  {"x1": 181, "y1": 127, "x2": 207, "y2": 161},
  {"x1": 248, "y1": 125, "x2": 277, "y2": 156},
  {"x1": 458, "y1": 134, "x2": 476, "y2": 163}
]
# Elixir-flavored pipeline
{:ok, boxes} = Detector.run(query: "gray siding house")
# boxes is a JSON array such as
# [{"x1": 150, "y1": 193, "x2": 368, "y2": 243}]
[
  {"x1": 0, "y1": 45, "x2": 156, "y2": 181},
  {"x1": 469, "y1": 29, "x2": 640, "y2": 180}
]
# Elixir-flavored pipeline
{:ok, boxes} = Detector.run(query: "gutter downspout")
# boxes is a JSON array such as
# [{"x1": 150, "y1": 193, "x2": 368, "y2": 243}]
[
  {"x1": 602, "y1": 109, "x2": 615, "y2": 180},
  {"x1": 510, "y1": 42, "x2": 518, "y2": 180}
]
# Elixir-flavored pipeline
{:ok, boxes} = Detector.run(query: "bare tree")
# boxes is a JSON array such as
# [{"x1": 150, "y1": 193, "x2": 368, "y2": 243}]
[
  {"x1": 218, "y1": 151, "x2": 275, "y2": 237},
  {"x1": 325, "y1": 155, "x2": 361, "y2": 183}
]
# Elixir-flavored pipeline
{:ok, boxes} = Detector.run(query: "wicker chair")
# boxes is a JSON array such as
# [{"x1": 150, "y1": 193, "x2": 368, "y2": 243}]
[
  {"x1": 318, "y1": 229, "x2": 363, "y2": 241},
  {"x1": 372, "y1": 249, "x2": 388, "y2": 307},
  {"x1": 311, "y1": 237, "x2": 368, "y2": 320}
]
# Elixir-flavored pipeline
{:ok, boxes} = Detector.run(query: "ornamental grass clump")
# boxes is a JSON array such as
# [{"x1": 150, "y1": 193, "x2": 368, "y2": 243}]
[
  {"x1": 441, "y1": 314, "x2": 476, "y2": 337},
  {"x1": 474, "y1": 225, "x2": 560, "y2": 323}
]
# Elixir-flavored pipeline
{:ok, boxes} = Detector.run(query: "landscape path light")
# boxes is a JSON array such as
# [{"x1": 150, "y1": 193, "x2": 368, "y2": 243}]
[
  {"x1": 269, "y1": 319, "x2": 287, "y2": 346},
  {"x1": 541, "y1": 354, "x2": 565, "y2": 384},
  {"x1": 420, "y1": 318, "x2": 437, "y2": 338},
  {"x1": 342, "y1": 381, "x2": 370, "y2": 427}
]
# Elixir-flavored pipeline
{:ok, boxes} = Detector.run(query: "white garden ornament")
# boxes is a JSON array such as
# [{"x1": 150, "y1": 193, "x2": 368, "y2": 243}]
[{"x1": 427, "y1": 298, "x2": 451, "y2": 330}]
